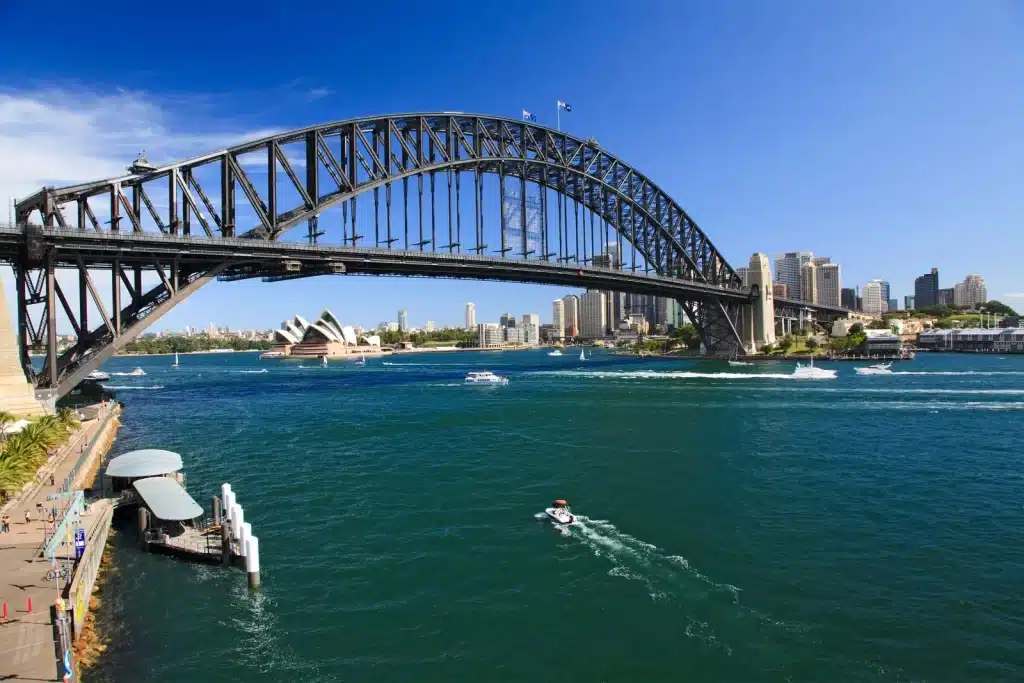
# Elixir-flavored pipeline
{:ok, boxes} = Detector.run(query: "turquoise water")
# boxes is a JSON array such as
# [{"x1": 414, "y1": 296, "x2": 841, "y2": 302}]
[{"x1": 85, "y1": 350, "x2": 1023, "y2": 682}]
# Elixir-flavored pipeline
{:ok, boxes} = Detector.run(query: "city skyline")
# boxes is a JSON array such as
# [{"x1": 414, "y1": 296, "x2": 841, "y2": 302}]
[{"x1": 1, "y1": 3, "x2": 1021, "y2": 331}]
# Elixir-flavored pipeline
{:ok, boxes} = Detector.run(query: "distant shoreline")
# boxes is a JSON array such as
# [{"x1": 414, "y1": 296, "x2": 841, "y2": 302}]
[{"x1": 114, "y1": 349, "x2": 263, "y2": 358}]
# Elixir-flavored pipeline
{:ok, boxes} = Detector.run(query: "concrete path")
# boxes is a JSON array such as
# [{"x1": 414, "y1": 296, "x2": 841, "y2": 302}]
[{"x1": 0, "y1": 405, "x2": 117, "y2": 682}]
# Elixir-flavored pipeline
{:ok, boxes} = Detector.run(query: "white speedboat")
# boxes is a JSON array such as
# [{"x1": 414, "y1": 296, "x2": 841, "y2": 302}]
[
  {"x1": 260, "y1": 350, "x2": 286, "y2": 360},
  {"x1": 728, "y1": 359, "x2": 754, "y2": 367},
  {"x1": 548, "y1": 349, "x2": 563, "y2": 357},
  {"x1": 792, "y1": 358, "x2": 837, "y2": 379},
  {"x1": 86, "y1": 370, "x2": 110, "y2": 381},
  {"x1": 127, "y1": 367, "x2": 146, "y2": 376},
  {"x1": 544, "y1": 500, "x2": 575, "y2": 524},
  {"x1": 465, "y1": 371, "x2": 509, "y2": 385},
  {"x1": 855, "y1": 362, "x2": 893, "y2": 376}
]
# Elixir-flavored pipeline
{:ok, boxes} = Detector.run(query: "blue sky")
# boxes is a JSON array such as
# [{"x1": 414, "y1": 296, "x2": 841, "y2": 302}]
[{"x1": 1, "y1": 0, "x2": 1022, "y2": 331}]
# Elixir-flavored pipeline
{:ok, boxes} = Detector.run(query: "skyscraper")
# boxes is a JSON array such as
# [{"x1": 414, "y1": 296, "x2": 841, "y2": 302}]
[
  {"x1": 841, "y1": 288, "x2": 857, "y2": 310},
  {"x1": 465, "y1": 302, "x2": 476, "y2": 330},
  {"x1": 888, "y1": 299, "x2": 898, "y2": 312},
  {"x1": 521, "y1": 313, "x2": 541, "y2": 345},
  {"x1": 562, "y1": 295, "x2": 580, "y2": 337},
  {"x1": 499, "y1": 313, "x2": 515, "y2": 328},
  {"x1": 398, "y1": 309, "x2": 408, "y2": 332},
  {"x1": 953, "y1": 274, "x2": 987, "y2": 307},
  {"x1": 904, "y1": 295, "x2": 915, "y2": 311},
  {"x1": 800, "y1": 261, "x2": 818, "y2": 304},
  {"x1": 597, "y1": 242, "x2": 625, "y2": 333},
  {"x1": 914, "y1": 268, "x2": 939, "y2": 308},
  {"x1": 878, "y1": 281, "x2": 891, "y2": 307},
  {"x1": 774, "y1": 252, "x2": 813, "y2": 302},
  {"x1": 580, "y1": 291, "x2": 607, "y2": 339},
  {"x1": 551, "y1": 300, "x2": 565, "y2": 340},
  {"x1": 862, "y1": 281, "x2": 884, "y2": 316},
  {"x1": 815, "y1": 263, "x2": 841, "y2": 307}
]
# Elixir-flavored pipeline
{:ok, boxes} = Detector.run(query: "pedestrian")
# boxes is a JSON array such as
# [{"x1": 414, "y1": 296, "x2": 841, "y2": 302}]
[
  {"x1": 49, "y1": 473, "x2": 55, "y2": 486},
  {"x1": 1, "y1": 515, "x2": 9, "y2": 533},
  {"x1": 24, "y1": 510, "x2": 31, "y2": 524}
]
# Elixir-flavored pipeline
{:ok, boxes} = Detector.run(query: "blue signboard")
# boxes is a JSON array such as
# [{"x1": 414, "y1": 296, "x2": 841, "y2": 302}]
[{"x1": 74, "y1": 527, "x2": 86, "y2": 560}]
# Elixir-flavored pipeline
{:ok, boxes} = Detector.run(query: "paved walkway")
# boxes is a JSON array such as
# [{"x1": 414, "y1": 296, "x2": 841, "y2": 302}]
[{"x1": 0, "y1": 405, "x2": 117, "y2": 682}]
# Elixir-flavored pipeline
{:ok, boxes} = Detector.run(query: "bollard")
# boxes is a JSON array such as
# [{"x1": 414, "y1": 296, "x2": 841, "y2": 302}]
[
  {"x1": 231, "y1": 504, "x2": 243, "y2": 541},
  {"x1": 224, "y1": 491, "x2": 236, "y2": 521},
  {"x1": 239, "y1": 522, "x2": 252, "y2": 557},
  {"x1": 221, "y1": 515, "x2": 232, "y2": 566},
  {"x1": 27, "y1": 597, "x2": 32, "y2": 614},
  {"x1": 245, "y1": 536, "x2": 261, "y2": 590},
  {"x1": 212, "y1": 496, "x2": 221, "y2": 526},
  {"x1": 2, "y1": 601, "x2": 7, "y2": 620}
]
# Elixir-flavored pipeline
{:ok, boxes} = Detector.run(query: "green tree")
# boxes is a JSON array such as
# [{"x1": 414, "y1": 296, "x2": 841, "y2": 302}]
[
  {"x1": 866, "y1": 320, "x2": 889, "y2": 330},
  {"x1": 778, "y1": 334, "x2": 794, "y2": 352},
  {"x1": 849, "y1": 323, "x2": 864, "y2": 335},
  {"x1": 671, "y1": 324, "x2": 700, "y2": 350},
  {"x1": 983, "y1": 300, "x2": 1018, "y2": 316},
  {"x1": 805, "y1": 337, "x2": 819, "y2": 350}
]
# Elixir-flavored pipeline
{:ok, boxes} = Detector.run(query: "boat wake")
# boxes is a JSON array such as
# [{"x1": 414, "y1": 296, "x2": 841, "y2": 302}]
[
  {"x1": 109, "y1": 370, "x2": 146, "y2": 376},
  {"x1": 890, "y1": 370, "x2": 1024, "y2": 376},
  {"x1": 382, "y1": 361, "x2": 445, "y2": 366},
  {"x1": 533, "y1": 370, "x2": 824, "y2": 381},
  {"x1": 234, "y1": 369, "x2": 269, "y2": 374},
  {"x1": 535, "y1": 513, "x2": 800, "y2": 654},
  {"x1": 102, "y1": 384, "x2": 164, "y2": 390}
]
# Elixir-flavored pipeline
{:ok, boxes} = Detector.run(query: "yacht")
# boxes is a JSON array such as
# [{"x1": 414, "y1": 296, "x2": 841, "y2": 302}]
[
  {"x1": 260, "y1": 350, "x2": 286, "y2": 360},
  {"x1": 465, "y1": 371, "x2": 509, "y2": 385},
  {"x1": 855, "y1": 362, "x2": 893, "y2": 376},
  {"x1": 547, "y1": 349, "x2": 563, "y2": 357},
  {"x1": 792, "y1": 358, "x2": 837, "y2": 379},
  {"x1": 86, "y1": 370, "x2": 110, "y2": 381},
  {"x1": 544, "y1": 500, "x2": 575, "y2": 525},
  {"x1": 172, "y1": 352, "x2": 180, "y2": 368}
]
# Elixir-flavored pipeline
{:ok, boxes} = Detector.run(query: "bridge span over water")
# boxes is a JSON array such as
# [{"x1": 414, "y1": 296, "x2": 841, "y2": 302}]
[{"x1": 6, "y1": 112, "x2": 845, "y2": 398}]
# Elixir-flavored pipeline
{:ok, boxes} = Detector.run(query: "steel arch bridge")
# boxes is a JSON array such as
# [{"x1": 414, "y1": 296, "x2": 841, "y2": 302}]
[{"x1": 10, "y1": 112, "x2": 754, "y2": 398}]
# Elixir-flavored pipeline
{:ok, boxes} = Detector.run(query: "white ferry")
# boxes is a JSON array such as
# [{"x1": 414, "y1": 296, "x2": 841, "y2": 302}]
[{"x1": 465, "y1": 371, "x2": 509, "y2": 385}]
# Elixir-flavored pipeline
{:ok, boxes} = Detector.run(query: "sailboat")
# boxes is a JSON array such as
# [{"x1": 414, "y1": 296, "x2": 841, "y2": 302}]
[
  {"x1": 579, "y1": 348, "x2": 587, "y2": 361},
  {"x1": 321, "y1": 354, "x2": 328, "y2": 368},
  {"x1": 356, "y1": 353, "x2": 366, "y2": 366},
  {"x1": 172, "y1": 352, "x2": 180, "y2": 369}
]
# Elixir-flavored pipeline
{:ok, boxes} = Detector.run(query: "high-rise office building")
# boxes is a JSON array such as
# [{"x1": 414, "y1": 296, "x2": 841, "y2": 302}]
[
  {"x1": 773, "y1": 283, "x2": 789, "y2": 298},
  {"x1": 597, "y1": 243, "x2": 625, "y2": 333},
  {"x1": 878, "y1": 281, "x2": 891, "y2": 307},
  {"x1": 580, "y1": 291, "x2": 607, "y2": 339},
  {"x1": 562, "y1": 295, "x2": 580, "y2": 337},
  {"x1": 937, "y1": 288, "x2": 954, "y2": 306},
  {"x1": 735, "y1": 267, "x2": 751, "y2": 287},
  {"x1": 521, "y1": 313, "x2": 540, "y2": 345},
  {"x1": 887, "y1": 299, "x2": 898, "y2": 312},
  {"x1": 914, "y1": 268, "x2": 939, "y2": 308},
  {"x1": 815, "y1": 263, "x2": 841, "y2": 307},
  {"x1": 499, "y1": 313, "x2": 515, "y2": 328},
  {"x1": 800, "y1": 262, "x2": 818, "y2": 304},
  {"x1": 465, "y1": 303, "x2": 476, "y2": 330},
  {"x1": 477, "y1": 323, "x2": 503, "y2": 347},
  {"x1": 774, "y1": 252, "x2": 813, "y2": 302},
  {"x1": 398, "y1": 309, "x2": 408, "y2": 332},
  {"x1": 841, "y1": 288, "x2": 857, "y2": 310},
  {"x1": 551, "y1": 299, "x2": 565, "y2": 340},
  {"x1": 953, "y1": 274, "x2": 987, "y2": 308},
  {"x1": 862, "y1": 281, "x2": 885, "y2": 316},
  {"x1": 904, "y1": 295, "x2": 915, "y2": 310}
]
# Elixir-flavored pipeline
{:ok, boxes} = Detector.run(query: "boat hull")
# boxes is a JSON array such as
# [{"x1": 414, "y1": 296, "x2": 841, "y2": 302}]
[{"x1": 544, "y1": 508, "x2": 575, "y2": 524}]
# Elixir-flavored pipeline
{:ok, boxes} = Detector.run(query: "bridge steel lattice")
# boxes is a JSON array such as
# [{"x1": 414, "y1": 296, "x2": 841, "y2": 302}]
[{"x1": 12, "y1": 113, "x2": 757, "y2": 398}]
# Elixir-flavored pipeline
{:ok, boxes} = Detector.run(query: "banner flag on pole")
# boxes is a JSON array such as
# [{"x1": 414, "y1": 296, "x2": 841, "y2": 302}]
[
  {"x1": 557, "y1": 100, "x2": 572, "y2": 112},
  {"x1": 522, "y1": 109, "x2": 536, "y2": 122}
]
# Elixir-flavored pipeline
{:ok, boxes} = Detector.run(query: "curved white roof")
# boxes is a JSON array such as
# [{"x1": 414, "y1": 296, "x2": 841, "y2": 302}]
[
  {"x1": 106, "y1": 449, "x2": 183, "y2": 478},
  {"x1": 341, "y1": 325, "x2": 358, "y2": 345},
  {"x1": 360, "y1": 334, "x2": 381, "y2": 346},
  {"x1": 133, "y1": 477, "x2": 203, "y2": 521}
]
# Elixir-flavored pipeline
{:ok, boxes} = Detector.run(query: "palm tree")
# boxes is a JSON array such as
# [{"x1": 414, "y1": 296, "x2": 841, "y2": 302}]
[{"x1": 0, "y1": 411, "x2": 15, "y2": 442}]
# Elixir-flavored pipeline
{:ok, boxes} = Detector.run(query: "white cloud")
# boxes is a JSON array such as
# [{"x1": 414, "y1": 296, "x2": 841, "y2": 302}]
[
  {"x1": 306, "y1": 87, "x2": 332, "y2": 101},
  {"x1": 0, "y1": 89, "x2": 277, "y2": 211},
  {"x1": 1003, "y1": 292, "x2": 1024, "y2": 300}
]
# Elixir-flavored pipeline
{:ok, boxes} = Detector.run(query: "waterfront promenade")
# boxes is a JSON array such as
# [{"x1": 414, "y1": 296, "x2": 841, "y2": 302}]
[{"x1": 0, "y1": 404, "x2": 119, "y2": 682}]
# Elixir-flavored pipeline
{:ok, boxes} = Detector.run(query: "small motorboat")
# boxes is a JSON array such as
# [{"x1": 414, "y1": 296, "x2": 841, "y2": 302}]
[
  {"x1": 545, "y1": 500, "x2": 575, "y2": 524},
  {"x1": 728, "y1": 359, "x2": 753, "y2": 367},
  {"x1": 855, "y1": 362, "x2": 893, "y2": 376},
  {"x1": 465, "y1": 371, "x2": 509, "y2": 385},
  {"x1": 127, "y1": 367, "x2": 146, "y2": 376},
  {"x1": 548, "y1": 349, "x2": 563, "y2": 357},
  {"x1": 260, "y1": 350, "x2": 286, "y2": 360},
  {"x1": 792, "y1": 358, "x2": 837, "y2": 379},
  {"x1": 86, "y1": 370, "x2": 110, "y2": 381}
]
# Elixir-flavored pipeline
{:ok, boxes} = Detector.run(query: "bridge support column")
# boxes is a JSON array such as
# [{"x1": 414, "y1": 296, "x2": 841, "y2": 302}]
[
  {"x1": 740, "y1": 253, "x2": 776, "y2": 352},
  {"x1": 680, "y1": 298, "x2": 747, "y2": 358}
]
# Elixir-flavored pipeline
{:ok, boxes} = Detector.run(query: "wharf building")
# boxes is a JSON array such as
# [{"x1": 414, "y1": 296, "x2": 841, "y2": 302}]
[
  {"x1": 269, "y1": 310, "x2": 383, "y2": 358},
  {"x1": 918, "y1": 327, "x2": 1024, "y2": 353}
]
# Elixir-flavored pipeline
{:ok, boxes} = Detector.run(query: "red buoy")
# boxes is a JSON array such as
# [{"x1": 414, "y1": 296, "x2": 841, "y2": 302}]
[{"x1": 553, "y1": 499, "x2": 568, "y2": 507}]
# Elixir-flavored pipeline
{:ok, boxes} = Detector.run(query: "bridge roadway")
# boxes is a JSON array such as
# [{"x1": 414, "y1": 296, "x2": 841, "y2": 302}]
[{"x1": 0, "y1": 225, "x2": 754, "y2": 304}]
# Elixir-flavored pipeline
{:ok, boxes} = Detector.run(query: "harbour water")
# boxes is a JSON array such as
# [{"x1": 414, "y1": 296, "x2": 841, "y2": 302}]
[{"x1": 86, "y1": 351, "x2": 1023, "y2": 682}]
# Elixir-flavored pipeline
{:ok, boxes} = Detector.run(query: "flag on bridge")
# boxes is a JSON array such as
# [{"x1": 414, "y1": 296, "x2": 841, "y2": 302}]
[
  {"x1": 557, "y1": 100, "x2": 572, "y2": 112},
  {"x1": 522, "y1": 109, "x2": 536, "y2": 122}
]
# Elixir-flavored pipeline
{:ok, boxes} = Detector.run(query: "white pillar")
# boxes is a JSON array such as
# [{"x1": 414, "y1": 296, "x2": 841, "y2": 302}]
[
  {"x1": 230, "y1": 504, "x2": 243, "y2": 540},
  {"x1": 246, "y1": 536, "x2": 261, "y2": 590},
  {"x1": 239, "y1": 522, "x2": 252, "y2": 557}
]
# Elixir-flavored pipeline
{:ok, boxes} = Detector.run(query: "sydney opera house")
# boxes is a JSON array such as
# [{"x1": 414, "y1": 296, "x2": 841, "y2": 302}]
[{"x1": 269, "y1": 309, "x2": 384, "y2": 358}]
